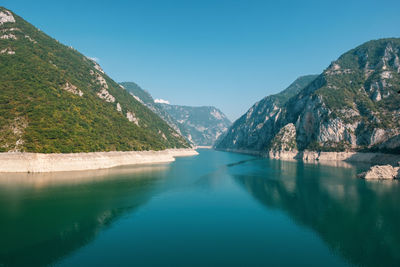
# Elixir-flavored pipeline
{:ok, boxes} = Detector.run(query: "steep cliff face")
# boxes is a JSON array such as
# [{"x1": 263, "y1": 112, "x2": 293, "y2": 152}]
[
  {"x1": 216, "y1": 38, "x2": 400, "y2": 154},
  {"x1": 215, "y1": 75, "x2": 318, "y2": 151},
  {"x1": 290, "y1": 38, "x2": 400, "y2": 152}
]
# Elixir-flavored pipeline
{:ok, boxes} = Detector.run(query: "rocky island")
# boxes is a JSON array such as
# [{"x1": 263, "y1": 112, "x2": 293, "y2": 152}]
[{"x1": 358, "y1": 164, "x2": 400, "y2": 180}]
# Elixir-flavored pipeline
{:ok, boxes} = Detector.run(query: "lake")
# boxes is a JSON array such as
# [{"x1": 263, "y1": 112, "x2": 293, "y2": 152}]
[{"x1": 0, "y1": 149, "x2": 399, "y2": 266}]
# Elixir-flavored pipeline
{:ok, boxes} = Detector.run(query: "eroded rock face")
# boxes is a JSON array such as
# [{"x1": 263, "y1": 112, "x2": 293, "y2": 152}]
[
  {"x1": 0, "y1": 10, "x2": 15, "y2": 25},
  {"x1": 126, "y1": 111, "x2": 139, "y2": 126},
  {"x1": 62, "y1": 82, "x2": 83, "y2": 96},
  {"x1": 216, "y1": 75, "x2": 320, "y2": 151},
  {"x1": 270, "y1": 123, "x2": 297, "y2": 152},
  {"x1": 94, "y1": 74, "x2": 115, "y2": 103},
  {"x1": 97, "y1": 88, "x2": 115, "y2": 103},
  {"x1": 116, "y1": 103, "x2": 122, "y2": 112},
  {"x1": 95, "y1": 73, "x2": 108, "y2": 88},
  {"x1": 358, "y1": 165, "x2": 400, "y2": 180},
  {"x1": 216, "y1": 97, "x2": 283, "y2": 150},
  {"x1": 87, "y1": 57, "x2": 105, "y2": 74},
  {"x1": 0, "y1": 47, "x2": 15, "y2": 55},
  {"x1": 90, "y1": 70, "x2": 115, "y2": 102},
  {"x1": 0, "y1": 33, "x2": 17, "y2": 40}
]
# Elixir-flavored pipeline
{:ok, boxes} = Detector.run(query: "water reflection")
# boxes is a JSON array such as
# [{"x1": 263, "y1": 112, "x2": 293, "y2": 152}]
[
  {"x1": 0, "y1": 165, "x2": 168, "y2": 267},
  {"x1": 0, "y1": 164, "x2": 169, "y2": 188},
  {"x1": 2, "y1": 150, "x2": 399, "y2": 267},
  {"x1": 231, "y1": 159, "x2": 400, "y2": 267}
]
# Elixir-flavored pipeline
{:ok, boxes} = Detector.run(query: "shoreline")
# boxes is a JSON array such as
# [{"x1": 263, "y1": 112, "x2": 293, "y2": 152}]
[
  {"x1": 218, "y1": 148, "x2": 400, "y2": 166},
  {"x1": 194, "y1": 146, "x2": 213, "y2": 149},
  {"x1": 0, "y1": 149, "x2": 198, "y2": 173}
]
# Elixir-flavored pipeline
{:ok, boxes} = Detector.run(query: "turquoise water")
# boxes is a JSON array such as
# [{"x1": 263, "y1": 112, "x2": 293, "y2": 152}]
[{"x1": 0, "y1": 149, "x2": 399, "y2": 266}]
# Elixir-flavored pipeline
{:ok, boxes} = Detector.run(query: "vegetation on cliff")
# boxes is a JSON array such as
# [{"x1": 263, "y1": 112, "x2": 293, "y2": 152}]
[
  {"x1": 0, "y1": 7, "x2": 189, "y2": 153},
  {"x1": 216, "y1": 38, "x2": 400, "y2": 154}
]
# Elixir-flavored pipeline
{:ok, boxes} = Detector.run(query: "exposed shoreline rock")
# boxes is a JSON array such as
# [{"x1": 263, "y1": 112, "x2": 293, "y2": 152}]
[
  {"x1": 0, "y1": 149, "x2": 198, "y2": 173},
  {"x1": 357, "y1": 165, "x2": 400, "y2": 180},
  {"x1": 218, "y1": 148, "x2": 400, "y2": 179},
  {"x1": 217, "y1": 148, "x2": 400, "y2": 166}
]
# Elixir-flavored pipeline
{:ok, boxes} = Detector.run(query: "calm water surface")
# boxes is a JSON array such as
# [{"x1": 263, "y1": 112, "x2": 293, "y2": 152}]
[{"x1": 0, "y1": 149, "x2": 400, "y2": 266}]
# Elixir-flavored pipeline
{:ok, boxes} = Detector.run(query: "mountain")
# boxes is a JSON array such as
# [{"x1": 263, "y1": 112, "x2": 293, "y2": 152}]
[
  {"x1": 159, "y1": 104, "x2": 231, "y2": 146},
  {"x1": 0, "y1": 7, "x2": 189, "y2": 153},
  {"x1": 266, "y1": 75, "x2": 319, "y2": 106},
  {"x1": 119, "y1": 82, "x2": 188, "y2": 137},
  {"x1": 216, "y1": 38, "x2": 400, "y2": 154},
  {"x1": 120, "y1": 82, "x2": 231, "y2": 146},
  {"x1": 215, "y1": 75, "x2": 318, "y2": 151}
]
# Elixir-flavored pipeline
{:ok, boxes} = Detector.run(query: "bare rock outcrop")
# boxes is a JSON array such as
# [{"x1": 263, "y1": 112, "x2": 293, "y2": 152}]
[
  {"x1": 0, "y1": 10, "x2": 15, "y2": 25},
  {"x1": 62, "y1": 82, "x2": 83, "y2": 96},
  {"x1": 92, "y1": 71, "x2": 115, "y2": 103},
  {"x1": 0, "y1": 33, "x2": 17, "y2": 40},
  {"x1": 126, "y1": 111, "x2": 139, "y2": 126},
  {"x1": 269, "y1": 123, "x2": 297, "y2": 159},
  {"x1": 358, "y1": 165, "x2": 400, "y2": 180},
  {"x1": 0, "y1": 47, "x2": 15, "y2": 55}
]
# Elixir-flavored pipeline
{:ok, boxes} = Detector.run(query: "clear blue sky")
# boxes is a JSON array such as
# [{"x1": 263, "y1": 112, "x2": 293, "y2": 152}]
[{"x1": 3, "y1": 0, "x2": 400, "y2": 121}]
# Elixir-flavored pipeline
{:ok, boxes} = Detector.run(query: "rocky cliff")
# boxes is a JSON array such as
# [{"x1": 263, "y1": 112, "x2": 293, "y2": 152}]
[
  {"x1": 215, "y1": 75, "x2": 318, "y2": 151},
  {"x1": 216, "y1": 38, "x2": 400, "y2": 155}
]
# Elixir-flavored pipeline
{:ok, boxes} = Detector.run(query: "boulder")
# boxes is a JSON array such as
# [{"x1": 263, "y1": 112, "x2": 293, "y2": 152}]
[{"x1": 358, "y1": 165, "x2": 400, "y2": 180}]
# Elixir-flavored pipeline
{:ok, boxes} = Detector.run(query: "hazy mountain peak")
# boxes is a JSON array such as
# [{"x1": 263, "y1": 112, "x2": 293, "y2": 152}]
[{"x1": 120, "y1": 82, "x2": 231, "y2": 146}]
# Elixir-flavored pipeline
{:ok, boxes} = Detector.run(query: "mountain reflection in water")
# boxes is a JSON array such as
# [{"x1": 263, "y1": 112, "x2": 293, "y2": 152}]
[
  {"x1": 0, "y1": 164, "x2": 168, "y2": 266},
  {"x1": 232, "y1": 159, "x2": 400, "y2": 267},
  {"x1": 1, "y1": 150, "x2": 399, "y2": 267}
]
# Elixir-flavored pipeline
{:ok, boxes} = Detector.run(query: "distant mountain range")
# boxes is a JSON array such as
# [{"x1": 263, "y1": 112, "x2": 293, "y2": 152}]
[
  {"x1": 159, "y1": 104, "x2": 231, "y2": 146},
  {"x1": 0, "y1": 7, "x2": 189, "y2": 152},
  {"x1": 120, "y1": 82, "x2": 231, "y2": 146},
  {"x1": 216, "y1": 38, "x2": 400, "y2": 155}
]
